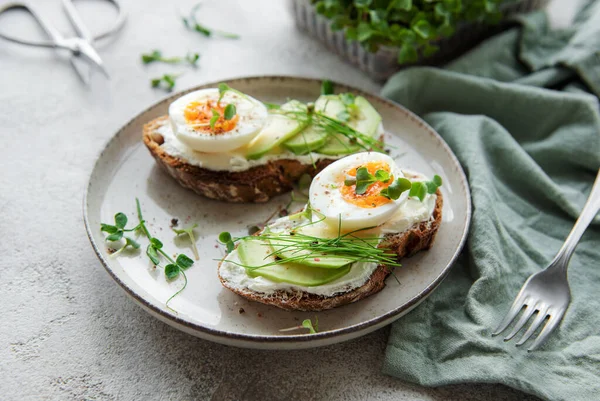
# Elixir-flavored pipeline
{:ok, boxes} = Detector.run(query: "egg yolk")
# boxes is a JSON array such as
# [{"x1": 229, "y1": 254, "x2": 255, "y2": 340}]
[
  {"x1": 340, "y1": 161, "x2": 393, "y2": 208},
  {"x1": 184, "y1": 100, "x2": 239, "y2": 134}
]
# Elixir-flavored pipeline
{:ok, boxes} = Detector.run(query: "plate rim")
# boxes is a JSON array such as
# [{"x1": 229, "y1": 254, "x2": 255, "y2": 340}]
[{"x1": 83, "y1": 74, "x2": 472, "y2": 345}]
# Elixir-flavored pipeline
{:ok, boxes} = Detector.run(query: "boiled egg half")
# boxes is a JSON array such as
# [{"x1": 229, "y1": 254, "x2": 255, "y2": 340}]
[
  {"x1": 309, "y1": 152, "x2": 408, "y2": 231},
  {"x1": 169, "y1": 88, "x2": 268, "y2": 153}
]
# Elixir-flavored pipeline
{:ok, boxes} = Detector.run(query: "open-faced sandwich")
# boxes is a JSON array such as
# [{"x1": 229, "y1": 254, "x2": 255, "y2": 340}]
[
  {"x1": 143, "y1": 84, "x2": 385, "y2": 202},
  {"x1": 217, "y1": 152, "x2": 443, "y2": 311}
]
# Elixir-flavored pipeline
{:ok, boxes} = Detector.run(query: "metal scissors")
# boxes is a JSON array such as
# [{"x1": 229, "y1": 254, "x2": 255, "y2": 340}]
[{"x1": 0, "y1": 0, "x2": 126, "y2": 84}]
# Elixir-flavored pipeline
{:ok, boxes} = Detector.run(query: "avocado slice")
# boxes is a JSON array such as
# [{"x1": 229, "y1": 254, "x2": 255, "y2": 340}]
[
  {"x1": 314, "y1": 95, "x2": 382, "y2": 155},
  {"x1": 267, "y1": 234, "x2": 356, "y2": 269},
  {"x1": 237, "y1": 239, "x2": 351, "y2": 286},
  {"x1": 282, "y1": 123, "x2": 328, "y2": 155},
  {"x1": 245, "y1": 100, "x2": 309, "y2": 160}
]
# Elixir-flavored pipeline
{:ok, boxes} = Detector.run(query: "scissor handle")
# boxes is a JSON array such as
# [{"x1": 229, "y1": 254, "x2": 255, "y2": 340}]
[
  {"x1": 0, "y1": 2, "x2": 64, "y2": 48},
  {"x1": 64, "y1": 0, "x2": 126, "y2": 43},
  {"x1": 0, "y1": 0, "x2": 126, "y2": 48}
]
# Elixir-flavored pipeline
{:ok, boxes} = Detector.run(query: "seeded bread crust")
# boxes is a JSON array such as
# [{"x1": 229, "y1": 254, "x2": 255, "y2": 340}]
[
  {"x1": 217, "y1": 189, "x2": 443, "y2": 311},
  {"x1": 143, "y1": 116, "x2": 337, "y2": 203}
]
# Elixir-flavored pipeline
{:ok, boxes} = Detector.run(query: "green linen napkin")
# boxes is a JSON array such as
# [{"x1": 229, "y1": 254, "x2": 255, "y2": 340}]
[{"x1": 381, "y1": 2, "x2": 600, "y2": 401}]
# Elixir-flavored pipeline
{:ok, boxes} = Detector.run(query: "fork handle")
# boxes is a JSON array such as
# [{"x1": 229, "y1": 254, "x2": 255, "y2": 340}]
[{"x1": 553, "y1": 169, "x2": 600, "y2": 269}]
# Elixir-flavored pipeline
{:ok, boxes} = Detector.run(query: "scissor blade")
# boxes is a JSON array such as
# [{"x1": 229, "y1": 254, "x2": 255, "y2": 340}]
[
  {"x1": 74, "y1": 39, "x2": 110, "y2": 79},
  {"x1": 69, "y1": 57, "x2": 90, "y2": 85}
]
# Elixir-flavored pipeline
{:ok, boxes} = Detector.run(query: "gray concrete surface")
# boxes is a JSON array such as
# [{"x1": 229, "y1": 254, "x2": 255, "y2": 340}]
[{"x1": 1, "y1": 0, "x2": 573, "y2": 399}]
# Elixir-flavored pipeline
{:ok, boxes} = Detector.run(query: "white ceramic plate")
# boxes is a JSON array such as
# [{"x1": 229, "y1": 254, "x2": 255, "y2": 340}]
[{"x1": 84, "y1": 76, "x2": 471, "y2": 349}]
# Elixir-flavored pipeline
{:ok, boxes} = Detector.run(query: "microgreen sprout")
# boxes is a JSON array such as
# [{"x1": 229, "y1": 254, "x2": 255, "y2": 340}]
[
  {"x1": 321, "y1": 79, "x2": 334, "y2": 95},
  {"x1": 280, "y1": 316, "x2": 319, "y2": 334},
  {"x1": 344, "y1": 167, "x2": 389, "y2": 194},
  {"x1": 344, "y1": 168, "x2": 440, "y2": 201},
  {"x1": 303, "y1": 317, "x2": 318, "y2": 333},
  {"x1": 217, "y1": 83, "x2": 249, "y2": 104},
  {"x1": 186, "y1": 52, "x2": 200, "y2": 66},
  {"x1": 219, "y1": 232, "x2": 235, "y2": 253},
  {"x1": 380, "y1": 177, "x2": 412, "y2": 200},
  {"x1": 151, "y1": 73, "x2": 181, "y2": 91},
  {"x1": 172, "y1": 223, "x2": 200, "y2": 260},
  {"x1": 183, "y1": 3, "x2": 240, "y2": 39},
  {"x1": 101, "y1": 199, "x2": 195, "y2": 310},
  {"x1": 142, "y1": 50, "x2": 178, "y2": 64},
  {"x1": 100, "y1": 213, "x2": 142, "y2": 255},
  {"x1": 409, "y1": 175, "x2": 442, "y2": 201},
  {"x1": 142, "y1": 50, "x2": 200, "y2": 67},
  {"x1": 209, "y1": 109, "x2": 220, "y2": 129},
  {"x1": 224, "y1": 104, "x2": 236, "y2": 120}
]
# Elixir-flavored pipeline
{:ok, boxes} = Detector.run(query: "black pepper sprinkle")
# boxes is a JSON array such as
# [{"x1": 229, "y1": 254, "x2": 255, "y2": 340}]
[
  {"x1": 238, "y1": 308, "x2": 245, "y2": 314},
  {"x1": 171, "y1": 218, "x2": 178, "y2": 226}
]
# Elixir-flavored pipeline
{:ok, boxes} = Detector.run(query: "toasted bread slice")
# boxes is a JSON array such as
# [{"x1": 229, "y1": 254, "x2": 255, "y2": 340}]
[
  {"x1": 217, "y1": 190, "x2": 443, "y2": 311},
  {"x1": 143, "y1": 116, "x2": 337, "y2": 203}
]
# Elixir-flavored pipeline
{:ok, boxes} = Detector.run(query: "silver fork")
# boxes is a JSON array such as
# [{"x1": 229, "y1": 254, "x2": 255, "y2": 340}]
[{"x1": 492, "y1": 169, "x2": 600, "y2": 351}]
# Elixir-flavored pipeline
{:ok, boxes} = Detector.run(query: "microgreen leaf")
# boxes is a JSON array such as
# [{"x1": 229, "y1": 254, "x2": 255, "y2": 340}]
[
  {"x1": 184, "y1": 4, "x2": 239, "y2": 39},
  {"x1": 150, "y1": 238, "x2": 163, "y2": 249},
  {"x1": 172, "y1": 224, "x2": 199, "y2": 260},
  {"x1": 264, "y1": 102, "x2": 280, "y2": 110},
  {"x1": 219, "y1": 232, "x2": 232, "y2": 243},
  {"x1": 186, "y1": 52, "x2": 200, "y2": 66},
  {"x1": 101, "y1": 224, "x2": 118, "y2": 234},
  {"x1": 412, "y1": 19, "x2": 433, "y2": 39},
  {"x1": 409, "y1": 181, "x2": 427, "y2": 201},
  {"x1": 176, "y1": 254, "x2": 194, "y2": 270},
  {"x1": 218, "y1": 83, "x2": 230, "y2": 102},
  {"x1": 321, "y1": 79, "x2": 334, "y2": 95},
  {"x1": 374, "y1": 169, "x2": 390, "y2": 183},
  {"x1": 150, "y1": 74, "x2": 180, "y2": 91},
  {"x1": 146, "y1": 244, "x2": 160, "y2": 265},
  {"x1": 141, "y1": 50, "x2": 163, "y2": 64},
  {"x1": 141, "y1": 50, "x2": 184, "y2": 65},
  {"x1": 425, "y1": 174, "x2": 442, "y2": 194},
  {"x1": 354, "y1": 167, "x2": 377, "y2": 195},
  {"x1": 209, "y1": 109, "x2": 220, "y2": 129},
  {"x1": 398, "y1": 43, "x2": 418, "y2": 63},
  {"x1": 224, "y1": 104, "x2": 236, "y2": 120},
  {"x1": 125, "y1": 236, "x2": 141, "y2": 249},
  {"x1": 380, "y1": 177, "x2": 411, "y2": 199},
  {"x1": 106, "y1": 231, "x2": 123, "y2": 242},
  {"x1": 218, "y1": 232, "x2": 235, "y2": 253},
  {"x1": 165, "y1": 264, "x2": 180, "y2": 279},
  {"x1": 302, "y1": 317, "x2": 318, "y2": 334},
  {"x1": 114, "y1": 212, "x2": 128, "y2": 229}
]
